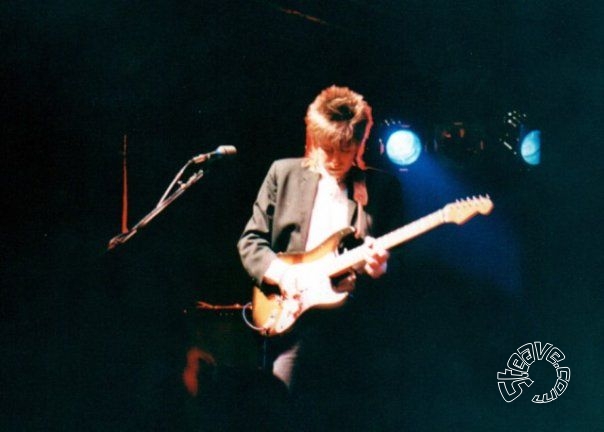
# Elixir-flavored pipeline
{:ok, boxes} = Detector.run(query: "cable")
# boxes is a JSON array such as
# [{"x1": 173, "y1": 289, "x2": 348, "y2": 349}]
[{"x1": 241, "y1": 302, "x2": 263, "y2": 331}]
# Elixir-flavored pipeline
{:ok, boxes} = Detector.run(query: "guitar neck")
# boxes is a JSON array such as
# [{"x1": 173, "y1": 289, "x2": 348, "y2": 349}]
[{"x1": 329, "y1": 209, "x2": 445, "y2": 276}]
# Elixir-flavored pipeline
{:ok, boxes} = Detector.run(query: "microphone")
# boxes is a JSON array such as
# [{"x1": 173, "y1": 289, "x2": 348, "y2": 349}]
[{"x1": 191, "y1": 145, "x2": 237, "y2": 164}]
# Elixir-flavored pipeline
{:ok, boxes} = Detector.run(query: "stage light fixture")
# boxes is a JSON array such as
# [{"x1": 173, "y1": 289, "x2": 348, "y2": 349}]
[
  {"x1": 498, "y1": 110, "x2": 541, "y2": 167},
  {"x1": 379, "y1": 120, "x2": 422, "y2": 167},
  {"x1": 433, "y1": 121, "x2": 486, "y2": 160},
  {"x1": 520, "y1": 129, "x2": 541, "y2": 165},
  {"x1": 498, "y1": 110, "x2": 526, "y2": 154}
]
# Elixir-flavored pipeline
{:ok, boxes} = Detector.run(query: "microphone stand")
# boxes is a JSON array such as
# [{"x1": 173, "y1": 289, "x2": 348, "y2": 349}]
[{"x1": 107, "y1": 158, "x2": 204, "y2": 250}]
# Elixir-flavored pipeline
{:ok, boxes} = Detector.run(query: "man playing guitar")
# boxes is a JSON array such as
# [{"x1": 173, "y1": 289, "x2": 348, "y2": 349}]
[{"x1": 238, "y1": 85, "x2": 403, "y2": 430}]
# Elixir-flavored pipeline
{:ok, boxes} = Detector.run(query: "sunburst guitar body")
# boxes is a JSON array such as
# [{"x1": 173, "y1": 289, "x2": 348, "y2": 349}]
[{"x1": 252, "y1": 196, "x2": 493, "y2": 336}]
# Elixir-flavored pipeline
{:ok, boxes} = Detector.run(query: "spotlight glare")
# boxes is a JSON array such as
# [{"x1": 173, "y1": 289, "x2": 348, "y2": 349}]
[
  {"x1": 385, "y1": 130, "x2": 422, "y2": 166},
  {"x1": 520, "y1": 130, "x2": 541, "y2": 165}
]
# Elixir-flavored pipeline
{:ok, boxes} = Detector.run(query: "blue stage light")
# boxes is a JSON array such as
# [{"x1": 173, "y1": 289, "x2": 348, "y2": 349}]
[
  {"x1": 385, "y1": 129, "x2": 422, "y2": 166},
  {"x1": 520, "y1": 130, "x2": 541, "y2": 165}
]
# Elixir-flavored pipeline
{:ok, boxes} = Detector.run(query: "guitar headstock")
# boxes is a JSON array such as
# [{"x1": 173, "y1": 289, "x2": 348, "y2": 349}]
[{"x1": 443, "y1": 195, "x2": 494, "y2": 225}]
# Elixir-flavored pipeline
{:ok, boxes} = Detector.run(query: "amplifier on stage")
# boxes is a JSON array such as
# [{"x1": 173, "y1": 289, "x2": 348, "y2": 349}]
[{"x1": 184, "y1": 301, "x2": 259, "y2": 371}]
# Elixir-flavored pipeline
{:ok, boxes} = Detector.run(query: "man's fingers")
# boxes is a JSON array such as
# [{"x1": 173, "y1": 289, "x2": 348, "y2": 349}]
[{"x1": 362, "y1": 237, "x2": 389, "y2": 278}]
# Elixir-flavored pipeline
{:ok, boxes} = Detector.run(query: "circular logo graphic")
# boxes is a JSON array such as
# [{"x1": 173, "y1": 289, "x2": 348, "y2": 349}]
[{"x1": 497, "y1": 342, "x2": 570, "y2": 403}]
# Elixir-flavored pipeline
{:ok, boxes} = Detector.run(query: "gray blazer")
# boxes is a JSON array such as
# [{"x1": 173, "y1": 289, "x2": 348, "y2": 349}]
[{"x1": 237, "y1": 158, "x2": 404, "y2": 286}]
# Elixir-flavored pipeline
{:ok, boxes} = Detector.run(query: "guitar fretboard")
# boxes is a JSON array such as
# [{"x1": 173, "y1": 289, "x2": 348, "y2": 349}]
[{"x1": 328, "y1": 209, "x2": 445, "y2": 276}]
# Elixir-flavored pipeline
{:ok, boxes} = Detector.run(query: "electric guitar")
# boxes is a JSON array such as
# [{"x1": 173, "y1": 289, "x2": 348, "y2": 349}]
[{"x1": 252, "y1": 195, "x2": 493, "y2": 336}]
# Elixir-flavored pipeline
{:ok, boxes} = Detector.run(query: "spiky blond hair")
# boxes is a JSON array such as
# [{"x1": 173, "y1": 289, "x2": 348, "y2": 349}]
[{"x1": 303, "y1": 85, "x2": 373, "y2": 170}]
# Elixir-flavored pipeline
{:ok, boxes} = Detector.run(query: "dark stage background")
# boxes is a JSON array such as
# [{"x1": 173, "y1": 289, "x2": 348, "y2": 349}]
[{"x1": 1, "y1": 1, "x2": 602, "y2": 430}]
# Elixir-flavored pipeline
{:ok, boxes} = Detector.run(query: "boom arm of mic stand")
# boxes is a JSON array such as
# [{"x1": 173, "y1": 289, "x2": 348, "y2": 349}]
[{"x1": 107, "y1": 160, "x2": 204, "y2": 250}]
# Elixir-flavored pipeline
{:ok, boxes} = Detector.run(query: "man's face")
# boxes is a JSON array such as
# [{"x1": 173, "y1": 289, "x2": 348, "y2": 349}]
[{"x1": 317, "y1": 142, "x2": 358, "y2": 180}]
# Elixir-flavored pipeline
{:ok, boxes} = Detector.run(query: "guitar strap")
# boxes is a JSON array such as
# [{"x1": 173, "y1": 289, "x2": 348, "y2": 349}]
[{"x1": 352, "y1": 173, "x2": 368, "y2": 239}]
